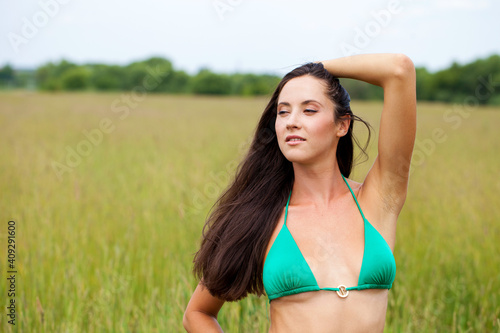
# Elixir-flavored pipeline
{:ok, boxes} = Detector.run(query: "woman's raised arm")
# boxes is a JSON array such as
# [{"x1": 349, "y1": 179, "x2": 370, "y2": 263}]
[{"x1": 319, "y1": 53, "x2": 416, "y2": 214}]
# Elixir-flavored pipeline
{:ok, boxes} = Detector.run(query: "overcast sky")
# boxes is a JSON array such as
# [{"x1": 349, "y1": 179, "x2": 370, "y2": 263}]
[{"x1": 2, "y1": 0, "x2": 500, "y2": 76}]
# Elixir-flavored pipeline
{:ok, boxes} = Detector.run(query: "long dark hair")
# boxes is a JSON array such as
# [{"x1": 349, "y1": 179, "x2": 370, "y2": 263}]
[{"x1": 192, "y1": 62, "x2": 372, "y2": 301}]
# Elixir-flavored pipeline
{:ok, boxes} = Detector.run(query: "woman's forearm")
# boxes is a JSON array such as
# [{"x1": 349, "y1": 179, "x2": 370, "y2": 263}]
[{"x1": 318, "y1": 53, "x2": 415, "y2": 88}]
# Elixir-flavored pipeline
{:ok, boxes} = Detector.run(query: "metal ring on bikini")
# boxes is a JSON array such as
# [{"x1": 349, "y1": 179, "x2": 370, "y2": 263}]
[{"x1": 336, "y1": 285, "x2": 349, "y2": 298}]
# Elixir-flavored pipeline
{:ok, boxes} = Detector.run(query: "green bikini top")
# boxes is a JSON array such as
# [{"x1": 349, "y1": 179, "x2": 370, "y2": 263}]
[{"x1": 263, "y1": 174, "x2": 396, "y2": 302}]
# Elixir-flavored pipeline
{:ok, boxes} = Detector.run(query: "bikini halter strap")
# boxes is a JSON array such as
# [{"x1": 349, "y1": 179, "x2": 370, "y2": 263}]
[{"x1": 285, "y1": 173, "x2": 367, "y2": 225}]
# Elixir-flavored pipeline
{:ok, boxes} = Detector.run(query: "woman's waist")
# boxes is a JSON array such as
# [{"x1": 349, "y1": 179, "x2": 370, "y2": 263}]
[{"x1": 268, "y1": 289, "x2": 389, "y2": 333}]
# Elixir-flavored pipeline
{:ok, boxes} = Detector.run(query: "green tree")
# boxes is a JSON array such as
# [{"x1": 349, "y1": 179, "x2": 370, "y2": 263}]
[
  {"x1": 192, "y1": 68, "x2": 231, "y2": 95},
  {"x1": 89, "y1": 64, "x2": 124, "y2": 91},
  {"x1": 341, "y1": 78, "x2": 382, "y2": 100},
  {"x1": 415, "y1": 67, "x2": 433, "y2": 101},
  {"x1": 36, "y1": 62, "x2": 56, "y2": 90},
  {"x1": 36, "y1": 60, "x2": 78, "y2": 91},
  {"x1": 124, "y1": 62, "x2": 149, "y2": 90},
  {"x1": 0, "y1": 64, "x2": 15, "y2": 86},
  {"x1": 238, "y1": 74, "x2": 280, "y2": 96},
  {"x1": 61, "y1": 67, "x2": 90, "y2": 90},
  {"x1": 142, "y1": 57, "x2": 174, "y2": 92},
  {"x1": 166, "y1": 70, "x2": 191, "y2": 93},
  {"x1": 124, "y1": 57, "x2": 173, "y2": 92}
]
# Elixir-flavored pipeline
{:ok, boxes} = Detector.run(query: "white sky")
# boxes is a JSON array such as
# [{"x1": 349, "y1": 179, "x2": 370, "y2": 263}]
[{"x1": 1, "y1": 0, "x2": 500, "y2": 76}]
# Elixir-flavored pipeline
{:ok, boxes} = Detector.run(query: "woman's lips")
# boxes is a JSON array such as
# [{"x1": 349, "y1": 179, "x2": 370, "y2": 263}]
[{"x1": 286, "y1": 135, "x2": 306, "y2": 145}]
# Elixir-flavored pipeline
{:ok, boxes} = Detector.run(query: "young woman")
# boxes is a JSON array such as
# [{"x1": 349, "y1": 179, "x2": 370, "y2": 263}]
[{"x1": 183, "y1": 53, "x2": 416, "y2": 332}]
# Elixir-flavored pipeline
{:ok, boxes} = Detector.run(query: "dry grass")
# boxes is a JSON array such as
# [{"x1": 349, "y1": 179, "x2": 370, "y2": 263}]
[{"x1": 0, "y1": 92, "x2": 498, "y2": 332}]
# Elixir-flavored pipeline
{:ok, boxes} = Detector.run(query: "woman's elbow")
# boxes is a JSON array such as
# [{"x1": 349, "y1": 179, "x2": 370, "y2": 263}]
[
  {"x1": 183, "y1": 310, "x2": 222, "y2": 333},
  {"x1": 182, "y1": 310, "x2": 196, "y2": 332},
  {"x1": 183, "y1": 310, "x2": 192, "y2": 331},
  {"x1": 393, "y1": 54, "x2": 415, "y2": 80}
]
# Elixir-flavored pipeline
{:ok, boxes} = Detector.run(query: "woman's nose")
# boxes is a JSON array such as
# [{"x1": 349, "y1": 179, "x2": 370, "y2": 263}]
[{"x1": 286, "y1": 110, "x2": 301, "y2": 129}]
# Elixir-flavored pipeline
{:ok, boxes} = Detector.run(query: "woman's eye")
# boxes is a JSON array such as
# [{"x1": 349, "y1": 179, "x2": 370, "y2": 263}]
[{"x1": 278, "y1": 109, "x2": 317, "y2": 115}]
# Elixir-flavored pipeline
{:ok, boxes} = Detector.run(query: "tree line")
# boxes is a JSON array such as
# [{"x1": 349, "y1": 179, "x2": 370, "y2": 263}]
[
  {"x1": 0, "y1": 54, "x2": 499, "y2": 104},
  {"x1": 0, "y1": 57, "x2": 280, "y2": 96}
]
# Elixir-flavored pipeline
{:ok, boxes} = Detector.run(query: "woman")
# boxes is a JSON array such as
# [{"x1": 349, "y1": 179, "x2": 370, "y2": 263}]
[{"x1": 183, "y1": 53, "x2": 416, "y2": 332}]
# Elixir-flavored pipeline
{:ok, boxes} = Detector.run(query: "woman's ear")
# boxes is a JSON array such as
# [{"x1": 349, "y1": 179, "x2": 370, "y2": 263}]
[{"x1": 336, "y1": 116, "x2": 351, "y2": 137}]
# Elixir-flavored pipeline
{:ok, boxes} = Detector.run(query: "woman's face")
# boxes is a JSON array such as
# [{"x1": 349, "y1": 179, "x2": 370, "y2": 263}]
[{"x1": 275, "y1": 75, "x2": 347, "y2": 165}]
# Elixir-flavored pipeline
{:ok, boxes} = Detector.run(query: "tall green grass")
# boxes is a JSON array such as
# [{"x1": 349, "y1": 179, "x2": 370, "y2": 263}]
[{"x1": 0, "y1": 92, "x2": 498, "y2": 332}]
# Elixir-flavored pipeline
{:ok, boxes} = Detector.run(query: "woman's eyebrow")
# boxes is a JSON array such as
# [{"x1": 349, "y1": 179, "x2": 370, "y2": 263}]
[{"x1": 278, "y1": 99, "x2": 323, "y2": 107}]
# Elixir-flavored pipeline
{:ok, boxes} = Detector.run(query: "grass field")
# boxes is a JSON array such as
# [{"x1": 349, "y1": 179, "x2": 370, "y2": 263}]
[{"x1": 0, "y1": 91, "x2": 499, "y2": 332}]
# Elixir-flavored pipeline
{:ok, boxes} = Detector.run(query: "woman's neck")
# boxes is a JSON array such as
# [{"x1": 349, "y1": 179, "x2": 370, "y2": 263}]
[{"x1": 290, "y1": 159, "x2": 347, "y2": 208}]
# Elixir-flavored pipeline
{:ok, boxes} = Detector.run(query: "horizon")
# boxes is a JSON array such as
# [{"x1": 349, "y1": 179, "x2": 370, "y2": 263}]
[{"x1": 4, "y1": 52, "x2": 500, "y2": 77}]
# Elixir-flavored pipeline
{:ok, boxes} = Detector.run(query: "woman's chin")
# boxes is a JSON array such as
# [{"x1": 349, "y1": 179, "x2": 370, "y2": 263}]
[{"x1": 283, "y1": 153, "x2": 314, "y2": 165}]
